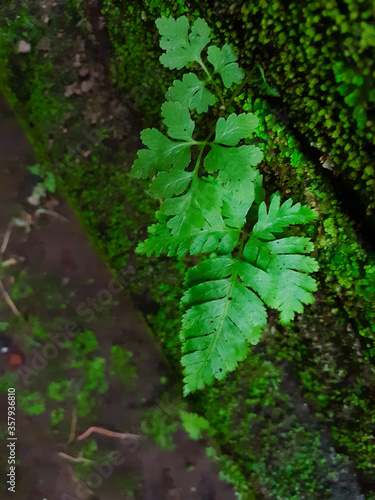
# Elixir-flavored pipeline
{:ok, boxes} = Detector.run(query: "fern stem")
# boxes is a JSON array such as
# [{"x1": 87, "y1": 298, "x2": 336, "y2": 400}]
[
  {"x1": 225, "y1": 73, "x2": 254, "y2": 111},
  {"x1": 237, "y1": 234, "x2": 245, "y2": 256},
  {"x1": 201, "y1": 76, "x2": 252, "y2": 148},
  {"x1": 224, "y1": 64, "x2": 269, "y2": 111},
  {"x1": 196, "y1": 56, "x2": 225, "y2": 106},
  {"x1": 193, "y1": 144, "x2": 206, "y2": 178}
]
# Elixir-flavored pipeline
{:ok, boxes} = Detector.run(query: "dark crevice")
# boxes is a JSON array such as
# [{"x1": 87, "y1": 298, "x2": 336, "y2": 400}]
[
  {"x1": 198, "y1": 0, "x2": 375, "y2": 252},
  {"x1": 264, "y1": 96, "x2": 375, "y2": 252}
]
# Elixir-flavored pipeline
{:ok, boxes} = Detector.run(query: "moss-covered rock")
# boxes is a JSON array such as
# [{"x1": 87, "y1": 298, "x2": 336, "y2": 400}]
[{"x1": 1, "y1": 0, "x2": 374, "y2": 497}]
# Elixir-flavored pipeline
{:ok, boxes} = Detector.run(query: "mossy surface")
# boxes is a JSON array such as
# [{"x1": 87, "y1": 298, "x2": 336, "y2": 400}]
[{"x1": 0, "y1": 0, "x2": 375, "y2": 497}]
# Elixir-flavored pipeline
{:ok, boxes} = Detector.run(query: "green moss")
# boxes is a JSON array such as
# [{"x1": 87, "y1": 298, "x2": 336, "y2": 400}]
[
  {"x1": 50, "y1": 407, "x2": 65, "y2": 426},
  {"x1": 141, "y1": 407, "x2": 178, "y2": 450},
  {"x1": 48, "y1": 381, "x2": 71, "y2": 402},
  {"x1": 110, "y1": 346, "x2": 137, "y2": 384},
  {"x1": 18, "y1": 392, "x2": 45, "y2": 415},
  {"x1": 237, "y1": 0, "x2": 375, "y2": 213},
  {"x1": 103, "y1": 0, "x2": 375, "y2": 214}
]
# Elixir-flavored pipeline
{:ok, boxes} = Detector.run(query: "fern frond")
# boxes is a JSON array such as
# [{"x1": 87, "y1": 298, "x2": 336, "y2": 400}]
[
  {"x1": 136, "y1": 219, "x2": 239, "y2": 258},
  {"x1": 131, "y1": 14, "x2": 320, "y2": 397},
  {"x1": 131, "y1": 128, "x2": 192, "y2": 179},
  {"x1": 242, "y1": 234, "x2": 319, "y2": 324},
  {"x1": 161, "y1": 101, "x2": 195, "y2": 141},
  {"x1": 181, "y1": 232, "x2": 318, "y2": 393},
  {"x1": 204, "y1": 113, "x2": 262, "y2": 204},
  {"x1": 166, "y1": 73, "x2": 217, "y2": 113},
  {"x1": 180, "y1": 256, "x2": 267, "y2": 394},
  {"x1": 207, "y1": 44, "x2": 244, "y2": 88},
  {"x1": 221, "y1": 185, "x2": 254, "y2": 229},
  {"x1": 253, "y1": 193, "x2": 318, "y2": 240},
  {"x1": 204, "y1": 142, "x2": 262, "y2": 229},
  {"x1": 214, "y1": 113, "x2": 259, "y2": 146},
  {"x1": 179, "y1": 209, "x2": 318, "y2": 394},
  {"x1": 132, "y1": 102, "x2": 196, "y2": 180},
  {"x1": 137, "y1": 182, "x2": 241, "y2": 257},
  {"x1": 160, "y1": 177, "x2": 222, "y2": 236},
  {"x1": 264, "y1": 238, "x2": 318, "y2": 323},
  {"x1": 156, "y1": 16, "x2": 211, "y2": 70},
  {"x1": 204, "y1": 144, "x2": 262, "y2": 176},
  {"x1": 149, "y1": 169, "x2": 193, "y2": 199}
]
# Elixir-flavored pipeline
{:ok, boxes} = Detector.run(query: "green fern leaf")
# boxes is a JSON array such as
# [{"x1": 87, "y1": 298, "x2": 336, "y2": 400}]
[
  {"x1": 214, "y1": 113, "x2": 259, "y2": 146},
  {"x1": 264, "y1": 240, "x2": 318, "y2": 323},
  {"x1": 242, "y1": 235, "x2": 319, "y2": 324},
  {"x1": 204, "y1": 144, "x2": 262, "y2": 229},
  {"x1": 253, "y1": 193, "x2": 318, "y2": 240},
  {"x1": 221, "y1": 183, "x2": 254, "y2": 229},
  {"x1": 133, "y1": 15, "x2": 320, "y2": 397},
  {"x1": 179, "y1": 410, "x2": 211, "y2": 439},
  {"x1": 207, "y1": 44, "x2": 244, "y2": 88},
  {"x1": 253, "y1": 170, "x2": 266, "y2": 204},
  {"x1": 136, "y1": 218, "x2": 188, "y2": 257},
  {"x1": 181, "y1": 256, "x2": 267, "y2": 394},
  {"x1": 136, "y1": 216, "x2": 239, "y2": 258},
  {"x1": 132, "y1": 102, "x2": 195, "y2": 180},
  {"x1": 161, "y1": 190, "x2": 204, "y2": 237},
  {"x1": 136, "y1": 219, "x2": 186, "y2": 257},
  {"x1": 156, "y1": 16, "x2": 211, "y2": 70},
  {"x1": 138, "y1": 175, "x2": 242, "y2": 256},
  {"x1": 204, "y1": 113, "x2": 262, "y2": 211},
  {"x1": 180, "y1": 233, "x2": 318, "y2": 393},
  {"x1": 188, "y1": 227, "x2": 239, "y2": 255},
  {"x1": 161, "y1": 101, "x2": 195, "y2": 141},
  {"x1": 149, "y1": 169, "x2": 193, "y2": 199},
  {"x1": 160, "y1": 177, "x2": 222, "y2": 237},
  {"x1": 131, "y1": 129, "x2": 192, "y2": 179},
  {"x1": 205, "y1": 144, "x2": 263, "y2": 177},
  {"x1": 166, "y1": 73, "x2": 217, "y2": 113}
]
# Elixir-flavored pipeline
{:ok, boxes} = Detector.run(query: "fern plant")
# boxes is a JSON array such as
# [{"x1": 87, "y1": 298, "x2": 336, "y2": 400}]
[{"x1": 131, "y1": 16, "x2": 319, "y2": 395}]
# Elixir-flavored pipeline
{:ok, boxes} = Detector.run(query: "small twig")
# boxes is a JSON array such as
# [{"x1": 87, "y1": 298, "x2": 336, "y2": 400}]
[
  {"x1": 0, "y1": 222, "x2": 13, "y2": 259},
  {"x1": 35, "y1": 208, "x2": 68, "y2": 222},
  {"x1": 58, "y1": 452, "x2": 93, "y2": 464},
  {"x1": 77, "y1": 426, "x2": 140, "y2": 442},
  {"x1": 0, "y1": 280, "x2": 21, "y2": 316},
  {"x1": 65, "y1": 408, "x2": 77, "y2": 446},
  {"x1": 1, "y1": 258, "x2": 18, "y2": 268}
]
